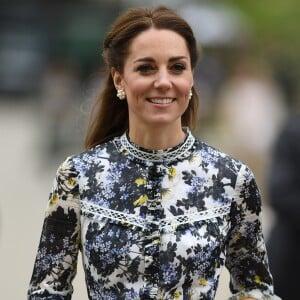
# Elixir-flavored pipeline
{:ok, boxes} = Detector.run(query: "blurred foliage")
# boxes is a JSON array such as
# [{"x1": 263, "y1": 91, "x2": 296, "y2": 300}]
[
  {"x1": 226, "y1": 0, "x2": 300, "y2": 105},
  {"x1": 227, "y1": 0, "x2": 300, "y2": 57}
]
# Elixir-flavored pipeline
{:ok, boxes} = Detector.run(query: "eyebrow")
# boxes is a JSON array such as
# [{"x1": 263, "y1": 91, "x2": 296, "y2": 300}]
[{"x1": 133, "y1": 56, "x2": 188, "y2": 63}]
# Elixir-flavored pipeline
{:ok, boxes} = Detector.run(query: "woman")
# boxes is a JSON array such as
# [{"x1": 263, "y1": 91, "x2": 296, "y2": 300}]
[{"x1": 28, "y1": 6, "x2": 279, "y2": 300}]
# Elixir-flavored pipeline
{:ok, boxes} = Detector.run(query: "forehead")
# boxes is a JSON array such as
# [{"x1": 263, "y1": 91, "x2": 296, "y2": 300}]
[{"x1": 127, "y1": 28, "x2": 190, "y2": 60}]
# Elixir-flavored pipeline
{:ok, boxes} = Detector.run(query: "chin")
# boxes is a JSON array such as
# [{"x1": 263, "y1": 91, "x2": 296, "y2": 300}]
[{"x1": 146, "y1": 118, "x2": 181, "y2": 127}]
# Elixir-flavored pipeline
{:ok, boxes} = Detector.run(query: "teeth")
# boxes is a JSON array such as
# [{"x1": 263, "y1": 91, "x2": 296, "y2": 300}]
[{"x1": 149, "y1": 98, "x2": 173, "y2": 104}]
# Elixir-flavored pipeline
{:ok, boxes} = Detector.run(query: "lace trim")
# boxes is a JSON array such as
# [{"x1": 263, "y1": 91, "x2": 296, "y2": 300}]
[
  {"x1": 115, "y1": 128, "x2": 195, "y2": 162},
  {"x1": 81, "y1": 201, "x2": 231, "y2": 230}
]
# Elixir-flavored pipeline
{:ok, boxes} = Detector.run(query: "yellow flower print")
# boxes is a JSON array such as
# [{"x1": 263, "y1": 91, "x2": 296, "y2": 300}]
[
  {"x1": 121, "y1": 222, "x2": 133, "y2": 228},
  {"x1": 133, "y1": 195, "x2": 148, "y2": 206},
  {"x1": 168, "y1": 166, "x2": 176, "y2": 180},
  {"x1": 199, "y1": 278, "x2": 207, "y2": 286},
  {"x1": 68, "y1": 178, "x2": 75, "y2": 186},
  {"x1": 162, "y1": 188, "x2": 170, "y2": 197},
  {"x1": 174, "y1": 291, "x2": 182, "y2": 299},
  {"x1": 254, "y1": 275, "x2": 262, "y2": 285},
  {"x1": 49, "y1": 193, "x2": 58, "y2": 205},
  {"x1": 135, "y1": 178, "x2": 147, "y2": 186}
]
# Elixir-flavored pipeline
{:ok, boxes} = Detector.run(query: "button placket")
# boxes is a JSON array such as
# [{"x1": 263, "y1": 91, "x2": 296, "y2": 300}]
[{"x1": 141, "y1": 164, "x2": 166, "y2": 299}]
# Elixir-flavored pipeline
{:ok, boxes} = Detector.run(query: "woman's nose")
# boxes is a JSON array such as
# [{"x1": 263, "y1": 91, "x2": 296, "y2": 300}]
[{"x1": 154, "y1": 69, "x2": 172, "y2": 89}]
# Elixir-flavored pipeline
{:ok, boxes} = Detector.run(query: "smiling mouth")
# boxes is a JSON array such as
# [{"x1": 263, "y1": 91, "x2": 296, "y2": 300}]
[{"x1": 147, "y1": 98, "x2": 175, "y2": 104}]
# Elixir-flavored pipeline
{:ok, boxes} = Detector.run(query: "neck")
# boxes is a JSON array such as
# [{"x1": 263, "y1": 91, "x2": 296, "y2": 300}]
[{"x1": 128, "y1": 124, "x2": 186, "y2": 150}]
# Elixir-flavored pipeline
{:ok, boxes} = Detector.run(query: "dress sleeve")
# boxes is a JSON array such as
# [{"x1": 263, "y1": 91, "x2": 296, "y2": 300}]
[
  {"x1": 225, "y1": 165, "x2": 280, "y2": 300},
  {"x1": 28, "y1": 157, "x2": 81, "y2": 300}
]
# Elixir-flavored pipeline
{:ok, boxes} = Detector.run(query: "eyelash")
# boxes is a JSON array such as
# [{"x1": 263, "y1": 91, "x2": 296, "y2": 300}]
[
  {"x1": 136, "y1": 65, "x2": 155, "y2": 74},
  {"x1": 136, "y1": 63, "x2": 186, "y2": 74},
  {"x1": 172, "y1": 63, "x2": 186, "y2": 73}
]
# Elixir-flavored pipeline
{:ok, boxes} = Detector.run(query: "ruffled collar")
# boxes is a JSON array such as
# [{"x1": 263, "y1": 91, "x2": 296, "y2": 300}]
[{"x1": 114, "y1": 128, "x2": 195, "y2": 163}]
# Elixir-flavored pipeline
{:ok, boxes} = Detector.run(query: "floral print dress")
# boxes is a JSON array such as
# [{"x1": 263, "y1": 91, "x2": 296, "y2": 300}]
[{"x1": 28, "y1": 129, "x2": 279, "y2": 300}]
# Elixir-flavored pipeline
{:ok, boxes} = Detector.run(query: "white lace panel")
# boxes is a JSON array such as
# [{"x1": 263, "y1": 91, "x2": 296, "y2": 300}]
[
  {"x1": 81, "y1": 201, "x2": 231, "y2": 231},
  {"x1": 115, "y1": 129, "x2": 195, "y2": 162}
]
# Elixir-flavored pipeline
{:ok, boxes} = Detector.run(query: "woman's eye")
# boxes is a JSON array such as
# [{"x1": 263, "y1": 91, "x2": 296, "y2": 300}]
[
  {"x1": 171, "y1": 63, "x2": 186, "y2": 73},
  {"x1": 136, "y1": 65, "x2": 155, "y2": 74}
]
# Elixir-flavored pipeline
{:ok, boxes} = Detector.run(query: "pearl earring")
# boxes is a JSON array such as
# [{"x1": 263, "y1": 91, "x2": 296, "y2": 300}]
[
  {"x1": 189, "y1": 90, "x2": 193, "y2": 100},
  {"x1": 117, "y1": 88, "x2": 126, "y2": 100}
]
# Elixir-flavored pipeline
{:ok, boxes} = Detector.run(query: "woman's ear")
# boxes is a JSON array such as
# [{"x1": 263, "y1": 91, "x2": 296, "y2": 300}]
[{"x1": 111, "y1": 68, "x2": 123, "y2": 90}]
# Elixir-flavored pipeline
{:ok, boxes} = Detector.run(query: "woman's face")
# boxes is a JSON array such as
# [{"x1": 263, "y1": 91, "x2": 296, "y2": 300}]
[{"x1": 112, "y1": 28, "x2": 194, "y2": 131}]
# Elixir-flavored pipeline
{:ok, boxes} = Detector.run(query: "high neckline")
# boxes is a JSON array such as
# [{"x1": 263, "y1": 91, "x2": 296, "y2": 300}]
[{"x1": 115, "y1": 128, "x2": 195, "y2": 163}]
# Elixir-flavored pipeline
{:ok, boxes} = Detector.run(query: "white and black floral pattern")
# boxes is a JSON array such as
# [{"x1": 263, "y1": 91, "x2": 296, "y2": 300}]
[{"x1": 28, "y1": 129, "x2": 278, "y2": 299}]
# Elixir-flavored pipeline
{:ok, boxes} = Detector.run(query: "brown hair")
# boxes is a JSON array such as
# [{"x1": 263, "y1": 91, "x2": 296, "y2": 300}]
[{"x1": 85, "y1": 6, "x2": 199, "y2": 149}]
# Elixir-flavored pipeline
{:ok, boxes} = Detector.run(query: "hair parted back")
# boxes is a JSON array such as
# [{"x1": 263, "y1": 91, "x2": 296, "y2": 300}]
[{"x1": 85, "y1": 6, "x2": 199, "y2": 149}]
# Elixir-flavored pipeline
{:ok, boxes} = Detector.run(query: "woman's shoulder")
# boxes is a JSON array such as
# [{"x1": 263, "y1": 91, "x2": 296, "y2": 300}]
[
  {"x1": 60, "y1": 139, "x2": 116, "y2": 172},
  {"x1": 193, "y1": 137, "x2": 249, "y2": 176}
]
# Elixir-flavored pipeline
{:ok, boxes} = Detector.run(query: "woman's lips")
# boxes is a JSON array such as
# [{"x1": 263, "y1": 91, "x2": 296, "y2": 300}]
[{"x1": 146, "y1": 98, "x2": 175, "y2": 104}]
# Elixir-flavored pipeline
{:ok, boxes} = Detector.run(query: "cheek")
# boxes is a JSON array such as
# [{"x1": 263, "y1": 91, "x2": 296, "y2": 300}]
[
  {"x1": 179, "y1": 79, "x2": 193, "y2": 95},
  {"x1": 178, "y1": 72, "x2": 193, "y2": 92},
  {"x1": 124, "y1": 78, "x2": 149, "y2": 97}
]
